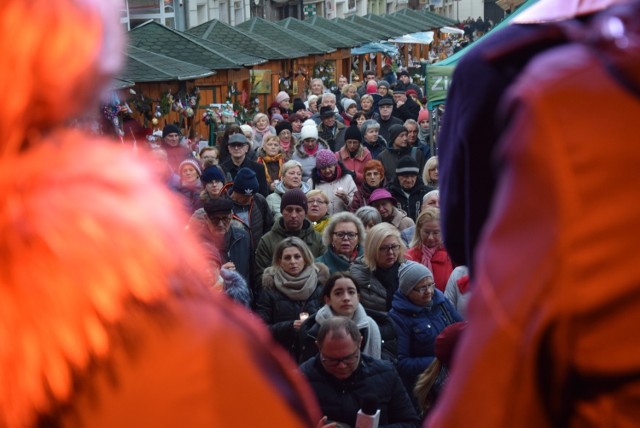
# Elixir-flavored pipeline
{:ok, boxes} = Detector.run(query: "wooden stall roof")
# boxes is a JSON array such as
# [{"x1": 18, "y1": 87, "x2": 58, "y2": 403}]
[
  {"x1": 187, "y1": 19, "x2": 306, "y2": 60},
  {"x1": 405, "y1": 9, "x2": 459, "y2": 27},
  {"x1": 110, "y1": 78, "x2": 135, "y2": 90},
  {"x1": 343, "y1": 15, "x2": 402, "y2": 39},
  {"x1": 306, "y1": 16, "x2": 371, "y2": 44},
  {"x1": 277, "y1": 18, "x2": 360, "y2": 49},
  {"x1": 122, "y1": 45, "x2": 215, "y2": 82},
  {"x1": 236, "y1": 18, "x2": 335, "y2": 55},
  {"x1": 129, "y1": 21, "x2": 265, "y2": 70},
  {"x1": 330, "y1": 16, "x2": 390, "y2": 40},
  {"x1": 389, "y1": 10, "x2": 454, "y2": 31},
  {"x1": 367, "y1": 14, "x2": 425, "y2": 34}
]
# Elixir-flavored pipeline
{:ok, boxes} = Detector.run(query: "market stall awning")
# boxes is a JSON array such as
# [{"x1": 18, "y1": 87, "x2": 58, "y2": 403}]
[
  {"x1": 351, "y1": 42, "x2": 399, "y2": 56},
  {"x1": 389, "y1": 32, "x2": 435, "y2": 45}
]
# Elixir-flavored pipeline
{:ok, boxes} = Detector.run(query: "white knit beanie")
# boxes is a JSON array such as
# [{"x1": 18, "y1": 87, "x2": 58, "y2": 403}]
[{"x1": 300, "y1": 124, "x2": 318, "y2": 141}]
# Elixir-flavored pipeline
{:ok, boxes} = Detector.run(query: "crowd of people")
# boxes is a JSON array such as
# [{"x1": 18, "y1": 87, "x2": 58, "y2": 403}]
[{"x1": 151, "y1": 68, "x2": 471, "y2": 426}]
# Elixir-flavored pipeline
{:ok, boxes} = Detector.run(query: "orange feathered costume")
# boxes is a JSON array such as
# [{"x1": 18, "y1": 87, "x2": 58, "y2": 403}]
[{"x1": 0, "y1": 1, "x2": 320, "y2": 426}]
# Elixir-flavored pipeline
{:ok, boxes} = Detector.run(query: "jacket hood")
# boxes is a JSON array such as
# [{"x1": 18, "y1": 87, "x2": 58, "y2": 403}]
[
  {"x1": 293, "y1": 139, "x2": 330, "y2": 159},
  {"x1": 274, "y1": 180, "x2": 311, "y2": 196},
  {"x1": 391, "y1": 288, "x2": 446, "y2": 315}
]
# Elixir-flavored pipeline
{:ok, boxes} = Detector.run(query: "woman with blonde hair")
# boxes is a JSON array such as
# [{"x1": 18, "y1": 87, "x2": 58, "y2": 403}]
[
  {"x1": 250, "y1": 112, "x2": 276, "y2": 150},
  {"x1": 266, "y1": 159, "x2": 310, "y2": 220},
  {"x1": 257, "y1": 134, "x2": 286, "y2": 192},
  {"x1": 423, "y1": 156, "x2": 439, "y2": 187},
  {"x1": 256, "y1": 237, "x2": 329, "y2": 359},
  {"x1": 349, "y1": 223, "x2": 407, "y2": 312},
  {"x1": 405, "y1": 207, "x2": 454, "y2": 292}
]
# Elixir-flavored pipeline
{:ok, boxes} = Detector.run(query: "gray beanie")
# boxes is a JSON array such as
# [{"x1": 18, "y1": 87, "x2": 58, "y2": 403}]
[{"x1": 398, "y1": 261, "x2": 433, "y2": 296}]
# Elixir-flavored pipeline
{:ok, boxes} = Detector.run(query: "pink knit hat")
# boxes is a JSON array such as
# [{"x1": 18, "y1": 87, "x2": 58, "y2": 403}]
[
  {"x1": 275, "y1": 91, "x2": 290, "y2": 104},
  {"x1": 418, "y1": 109, "x2": 430, "y2": 123},
  {"x1": 315, "y1": 150, "x2": 338, "y2": 169},
  {"x1": 366, "y1": 80, "x2": 378, "y2": 94}
]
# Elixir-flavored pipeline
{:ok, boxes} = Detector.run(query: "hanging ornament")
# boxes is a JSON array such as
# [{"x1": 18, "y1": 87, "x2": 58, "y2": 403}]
[
  {"x1": 151, "y1": 118, "x2": 158, "y2": 126},
  {"x1": 185, "y1": 107, "x2": 194, "y2": 118}
]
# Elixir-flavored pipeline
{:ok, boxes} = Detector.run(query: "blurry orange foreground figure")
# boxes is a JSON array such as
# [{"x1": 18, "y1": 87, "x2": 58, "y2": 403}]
[{"x1": 0, "y1": 0, "x2": 320, "y2": 426}]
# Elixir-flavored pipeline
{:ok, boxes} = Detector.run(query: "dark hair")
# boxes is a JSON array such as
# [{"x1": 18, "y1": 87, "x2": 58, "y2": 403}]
[
  {"x1": 222, "y1": 125, "x2": 242, "y2": 141},
  {"x1": 352, "y1": 111, "x2": 366, "y2": 123},
  {"x1": 316, "y1": 317, "x2": 362, "y2": 347},
  {"x1": 321, "y1": 272, "x2": 360, "y2": 301}
]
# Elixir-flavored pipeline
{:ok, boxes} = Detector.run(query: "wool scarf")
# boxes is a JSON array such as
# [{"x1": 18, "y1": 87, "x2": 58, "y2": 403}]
[
  {"x1": 315, "y1": 304, "x2": 382, "y2": 359},
  {"x1": 273, "y1": 265, "x2": 318, "y2": 301},
  {"x1": 420, "y1": 245, "x2": 437, "y2": 272},
  {"x1": 259, "y1": 153, "x2": 284, "y2": 184}
]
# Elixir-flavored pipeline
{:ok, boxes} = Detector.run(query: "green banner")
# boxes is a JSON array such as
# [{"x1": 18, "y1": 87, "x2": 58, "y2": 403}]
[{"x1": 425, "y1": 65, "x2": 455, "y2": 110}]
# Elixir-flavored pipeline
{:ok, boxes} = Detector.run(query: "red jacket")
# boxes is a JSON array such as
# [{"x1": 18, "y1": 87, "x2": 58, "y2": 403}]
[{"x1": 405, "y1": 246, "x2": 453, "y2": 292}]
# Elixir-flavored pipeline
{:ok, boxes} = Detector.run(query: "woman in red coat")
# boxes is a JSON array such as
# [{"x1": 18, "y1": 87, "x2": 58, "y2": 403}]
[{"x1": 405, "y1": 207, "x2": 453, "y2": 292}]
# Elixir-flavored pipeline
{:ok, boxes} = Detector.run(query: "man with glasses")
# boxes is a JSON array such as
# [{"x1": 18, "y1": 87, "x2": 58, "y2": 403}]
[
  {"x1": 300, "y1": 317, "x2": 419, "y2": 428},
  {"x1": 220, "y1": 133, "x2": 269, "y2": 197}
]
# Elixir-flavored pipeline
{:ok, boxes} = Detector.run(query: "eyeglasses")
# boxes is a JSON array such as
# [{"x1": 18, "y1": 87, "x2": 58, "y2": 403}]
[
  {"x1": 412, "y1": 283, "x2": 436, "y2": 294},
  {"x1": 320, "y1": 349, "x2": 360, "y2": 367},
  {"x1": 378, "y1": 244, "x2": 401, "y2": 253},
  {"x1": 333, "y1": 232, "x2": 358, "y2": 240},
  {"x1": 229, "y1": 143, "x2": 245, "y2": 149},
  {"x1": 308, "y1": 199, "x2": 327, "y2": 205},
  {"x1": 209, "y1": 215, "x2": 232, "y2": 225}
]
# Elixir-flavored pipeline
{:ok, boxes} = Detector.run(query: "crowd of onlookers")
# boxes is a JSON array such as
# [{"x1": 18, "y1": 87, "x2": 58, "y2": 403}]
[{"x1": 149, "y1": 68, "x2": 469, "y2": 426}]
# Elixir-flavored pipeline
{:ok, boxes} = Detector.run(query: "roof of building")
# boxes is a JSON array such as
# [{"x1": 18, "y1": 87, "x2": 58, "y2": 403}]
[
  {"x1": 236, "y1": 18, "x2": 335, "y2": 55},
  {"x1": 122, "y1": 45, "x2": 215, "y2": 82}
]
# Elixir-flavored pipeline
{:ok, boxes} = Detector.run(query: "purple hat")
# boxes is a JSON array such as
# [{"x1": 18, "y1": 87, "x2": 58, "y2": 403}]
[
  {"x1": 368, "y1": 188, "x2": 397, "y2": 206},
  {"x1": 316, "y1": 150, "x2": 338, "y2": 169}
]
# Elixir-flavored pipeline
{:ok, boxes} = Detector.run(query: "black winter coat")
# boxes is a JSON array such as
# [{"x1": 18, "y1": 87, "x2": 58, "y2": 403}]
[
  {"x1": 387, "y1": 179, "x2": 435, "y2": 222},
  {"x1": 300, "y1": 354, "x2": 420, "y2": 428},
  {"x1": 255, "y1": 263, "x2": 329, "y2": 360}
]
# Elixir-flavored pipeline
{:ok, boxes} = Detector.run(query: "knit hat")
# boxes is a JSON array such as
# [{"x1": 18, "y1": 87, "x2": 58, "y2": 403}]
[
  {"x1": 435, "y1": 322, "x2": 468, "y2": 369},
  {"x1": 200, "y1": 166, "x2": 226, "y2": 184},
  {"x1": 232, "y1": 168, "x2": 259, "y2": 195},
  {"x1": 303, "y1": 119, "x2": 317, "y2": 128},
  {"x1": 393, "y1": 83, "x2": 407, "y2": 94},
  {"x1": 397, "y1": 69, "x2": 410, "y2": 78},
  {"x1": 203, "y1": 197, "x2": 233, "y2": 217},
  {"x1": 320, "y1": 106, "x2": 334, "y2": 119},
  {"x1": 315, "y1": 150, "x2": 338, "y2": 169},
  {"x1": 398, "y1": 261, "x2": 433, "y2": 296},
  {"x1": 366, "y1": 80, "x2": 378, "y2": 94},
  {"x1": 271, "y1": 113, "x2": 284, "y2": 122},
  {"x1": 378, "y1": 97, "x2": 393, "y2": 107},
  {"x1": 268, "y1": 101, "x2": 281, "y2": 114},
  {"x1": 240, "y1": 124, "x2": 253, "y2": 136},
  {"x1": 396, "y1": 156, "x2": 419, "y2": 176},
  {"x1": 406, "y1": 89, "x2": 418, "y2": 98},
  {"x1": 300, "y1": 124, "x2": 318, "y2": 141},
  {"x1": 344, "y1": 125, "x2": 362, "y2": 142},
  {"x1": 388, "y1": 124, "x2": 407, "y2": 144},
  {"x1": 418, "y1": 109, "x2": 430, "y2": 123},
  {"x1": 275, "y1": 91, "x2": 290, "y2": 104},
  {"x1": 292, "y1": 98, "x2": 306, "y2": 113},
  {"x1": 162, "y1": 124, "x2": 180, "y2": 138},
  {"x1": 377, "y1": 80, "x2": 390, "y2": 89},
  {"x1": 280, "y1": 188, "x2": 308, "y2": 213},
  {"x1": 342, "y1": 98, "x2": 357, "y2": 111},
  {"x1": 178, "y1": 158, "x2": 201, "y2": 176},
  {"x1": 228, "y1": 133, "x2": 249, "y2": 145},
  {"x1": 275, "y1": 121, "x2": 292, "y2": 135},
  {"x1": 368, "y1": 188, "x2": 397, "y2": 206}
]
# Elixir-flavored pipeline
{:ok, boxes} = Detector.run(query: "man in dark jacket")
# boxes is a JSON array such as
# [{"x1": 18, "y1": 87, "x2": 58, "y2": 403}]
[
  {"x1": 223, "y1": 168, "x2": 273, "y2": 252},
  {"x1": 392, "y1": 85, "x2": 420, "y2": 122},
  {"x1": 317, "y1": 106, "x2": 346, "y2": 152},
  {"x1": 219, "y1": 133, "x2": 269, "y2": 197},
  {"x1": 376, "y1": 98, "x2": 403, "y2": 143},
  {"x1": 377, "y1": 125, "x2": 425, "y2": 184},
  {"x1": 300, "y1": 317, "x2": 419, "y2": 428},
  {"x1": 397, "y1": 70, "x2": 424, "y2": 99},
  {"x1": 254, "y1": 188, "x2": 325, "y2": 286},
  {"x1": 388, "y1": 156, "x2": 434, "y2": 221}
]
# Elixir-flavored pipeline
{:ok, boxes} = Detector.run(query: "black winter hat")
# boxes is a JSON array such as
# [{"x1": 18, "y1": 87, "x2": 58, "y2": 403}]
[
  {"x1": 320, "y1": 106, "x2": 335, "y2": 119},
  {"x1": 233, "y1": 168, "x2": 259, "y2": 195},
  {"x1": 388, "y1": 124, "x2": 408, "y2": 144},
  {"x1": 200, "y1": 166, "x2": 226, "y2": 184},
  {"x1": 292, "y1": 98, "x2": 306, "y2": 113},
  {"x1": 203, "y1": 198, "x2": 233, "y2": 217},
  {"x1": 344, "y1": 125, "x2": 362, "y2": 142},
  {"x1": 280, "y1": 188, "x2": 308, "y2": 213},
  {"x1": 275, "y1": 120, "x2": 292, "y2": 135},
  {"x1": 162, "y1": 124, "x2": 180, "y2": 138},
  {"x1": 396, "y1": 156, "x2": 419, "y2": 176}
]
